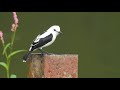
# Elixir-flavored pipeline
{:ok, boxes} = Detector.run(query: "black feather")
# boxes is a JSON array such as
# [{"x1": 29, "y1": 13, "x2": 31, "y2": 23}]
[
  {"x1": 23, "y1": 51, "x2": 32, "y2": 62},
  {"x1": 30, "y1": 33, "x2": 53, "y2": 51}
]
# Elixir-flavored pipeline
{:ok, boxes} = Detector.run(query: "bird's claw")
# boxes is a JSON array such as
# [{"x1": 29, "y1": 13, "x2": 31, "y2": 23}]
[
  {"x1": 40, "y1": 53, "x2": 46, "y2": 57},
  {"x1": 40, "y1": 53, "x2": 54, "y2": 56}
]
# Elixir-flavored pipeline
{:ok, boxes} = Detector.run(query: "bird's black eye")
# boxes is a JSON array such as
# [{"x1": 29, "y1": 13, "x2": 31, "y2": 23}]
[{"x1": 54, "y1": 29, "x2": 56, "y2": 31}]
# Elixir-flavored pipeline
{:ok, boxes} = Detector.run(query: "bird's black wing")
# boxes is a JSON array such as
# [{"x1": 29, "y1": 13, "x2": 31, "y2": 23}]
[{"x1": 30, "y1": 34, "x2": 53, "y2": 51}]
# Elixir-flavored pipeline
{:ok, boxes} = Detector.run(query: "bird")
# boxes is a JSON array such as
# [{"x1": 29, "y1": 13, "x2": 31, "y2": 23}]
[{"x1": 23, "y1": 25, "x2": 62, "y2": 62}]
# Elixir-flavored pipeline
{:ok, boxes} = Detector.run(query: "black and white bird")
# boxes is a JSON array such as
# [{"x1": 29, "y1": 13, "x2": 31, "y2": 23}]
[{"x1": 23, "y1": 25, "x2": 62, "y2": 62}]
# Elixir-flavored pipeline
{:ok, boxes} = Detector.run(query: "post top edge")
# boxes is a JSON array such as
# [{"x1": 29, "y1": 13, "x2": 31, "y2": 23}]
[{"x1": 31, "y1": 53, "x2": 78, "y2": 56}]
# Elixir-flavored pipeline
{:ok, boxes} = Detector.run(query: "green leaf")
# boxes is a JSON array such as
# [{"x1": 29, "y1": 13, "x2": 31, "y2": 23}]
[
  {"x1": 3, "y1": 43, "x2": 11, "y2": 55},
  {"x1": 0, "y1": 62, "x2": 8, "y2": 70},
  {"x1": 10, "y1": 74, "x2": 17, "y2": 78},
  {"x1": 8, "y1": 50, "x2": 27, "y2": 59}
]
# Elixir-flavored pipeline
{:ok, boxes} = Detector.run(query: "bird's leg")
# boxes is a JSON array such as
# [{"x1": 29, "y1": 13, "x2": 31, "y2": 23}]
[
  {"x1": 41, "y1": 49, "x2": 49, "y2": 54},
  {"x1": 42, "y1": 49, "x2": 54, "y2": 55},
  {"x1": 39, "y1": 49, "x2": 46, "y2": 56},
  {"x1": 39, "y1": 49, "x2": 54, "y2": 55}
]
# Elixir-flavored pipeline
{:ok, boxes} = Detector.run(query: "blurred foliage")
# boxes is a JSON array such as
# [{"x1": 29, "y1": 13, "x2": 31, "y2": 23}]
[{"x1": 0, "y1": 12, "x2": 27, "y2": 78}]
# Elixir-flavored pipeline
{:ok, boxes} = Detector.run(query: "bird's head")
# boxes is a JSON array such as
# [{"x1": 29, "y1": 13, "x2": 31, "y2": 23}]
[{"x1": 47, "y1": 25, "x2": 62, "y2": 36}]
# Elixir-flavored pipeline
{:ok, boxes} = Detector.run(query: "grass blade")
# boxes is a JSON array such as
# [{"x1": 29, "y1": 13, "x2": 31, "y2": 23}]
[
  {"x1": 8, "y1": 50, "x2": 27, "y2": 59},
  {"x1": 10, "y1": 74, "x2": 17, "y2": 78},
  {"x1": 0, "y1": 62, "x2": 8, "y2": 70},
  {"x1": 3, "y1": 43, "x2": 11, "y2": 55}
]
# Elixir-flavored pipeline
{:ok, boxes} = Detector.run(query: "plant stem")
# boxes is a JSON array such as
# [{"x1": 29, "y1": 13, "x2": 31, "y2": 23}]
[
  {"x1": 8, "y1": 25, "x2": 17, "y2": 78},
  {"x1": 2, "y1": 40, "x2": 9, "y2": 78},
  {"x1": 11, "y1": 26, "x2": 17, "y2": 52},
  {"x1": 1, "y1": 25, "x2": 17, "y2": 78},
  {"x1": 7, "y1": 67, "x2": 9, "y2": 78}
]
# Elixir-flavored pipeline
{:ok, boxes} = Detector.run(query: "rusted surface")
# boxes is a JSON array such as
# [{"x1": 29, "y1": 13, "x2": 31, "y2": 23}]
[
  {"x1": 28, "y1": 54, "x2": 44, "y2": 78},
  {"x1": 28, "y1": 54, "x2": 78, "y2": 78}
]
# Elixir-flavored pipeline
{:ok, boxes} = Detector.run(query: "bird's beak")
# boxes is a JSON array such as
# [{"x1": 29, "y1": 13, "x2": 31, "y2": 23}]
[{"x1": 59, "y1": 31, "x2": 62, "y2": 34}]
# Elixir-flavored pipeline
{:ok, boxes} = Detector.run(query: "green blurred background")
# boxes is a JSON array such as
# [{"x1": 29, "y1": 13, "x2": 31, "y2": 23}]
[{"x1": 0, "y1": 12, "x2": 120, "y2": 78}]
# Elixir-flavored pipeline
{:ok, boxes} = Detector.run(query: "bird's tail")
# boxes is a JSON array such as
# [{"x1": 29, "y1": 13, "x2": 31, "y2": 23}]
[{"x1": 23, "y1": 51, "x2": 32, "y2": 62}]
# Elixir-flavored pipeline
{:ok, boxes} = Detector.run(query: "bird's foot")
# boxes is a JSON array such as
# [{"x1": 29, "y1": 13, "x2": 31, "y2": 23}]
[
  {"x1": 40, "y1": 52, "x2": 54, "y2": 56},
  {"x1": 40, "y1": 53, "x2": 46, "y2": 57}
]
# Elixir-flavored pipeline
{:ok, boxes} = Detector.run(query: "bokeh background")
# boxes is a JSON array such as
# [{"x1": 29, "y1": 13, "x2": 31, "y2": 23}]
[{"x1": 0, "y1": 12, "x2": 120, "y2": 78}]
